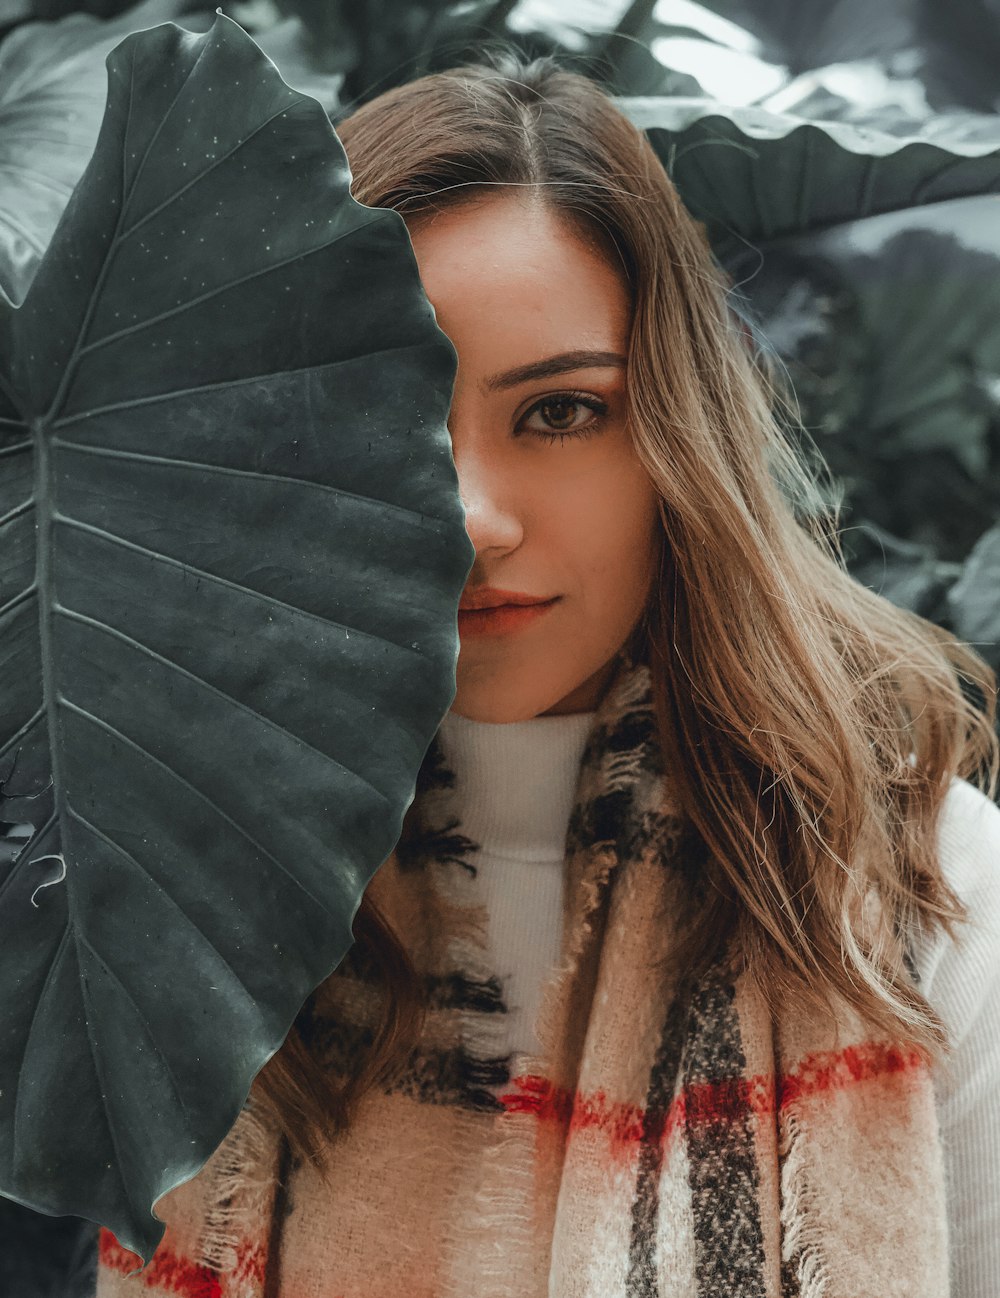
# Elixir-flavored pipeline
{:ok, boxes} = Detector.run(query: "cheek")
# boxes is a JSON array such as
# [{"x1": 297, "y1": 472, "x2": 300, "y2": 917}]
[{"x1": 572, "y1": 464, "x2": 659, "y2": 595}]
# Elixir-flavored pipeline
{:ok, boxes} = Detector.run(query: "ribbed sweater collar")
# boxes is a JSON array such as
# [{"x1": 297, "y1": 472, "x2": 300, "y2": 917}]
[{"x1": 436, "y1": 708, "x2": 597, "y2": 862}]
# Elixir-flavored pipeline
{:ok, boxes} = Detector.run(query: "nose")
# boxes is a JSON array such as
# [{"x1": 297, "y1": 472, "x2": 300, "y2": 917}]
[{"x1": 452, "y1": 437, "x2": 524, "y2": 561}]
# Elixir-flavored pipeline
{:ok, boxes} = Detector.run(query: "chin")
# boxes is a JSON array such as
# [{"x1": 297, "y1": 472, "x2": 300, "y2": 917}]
[
  {"x1": 450, "y1": 702, "x2": 533, "y2": 724},
  {"x1": 450, "y1": 682, "x2": 547, "y2": 724}
]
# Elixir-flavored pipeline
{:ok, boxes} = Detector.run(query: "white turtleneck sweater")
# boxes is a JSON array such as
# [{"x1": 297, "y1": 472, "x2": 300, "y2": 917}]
[{"x1": 436, "y1": 708, "x2": 1000, "y2": 1298}]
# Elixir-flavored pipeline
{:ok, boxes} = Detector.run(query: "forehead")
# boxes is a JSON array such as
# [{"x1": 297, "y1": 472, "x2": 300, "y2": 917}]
[{"x1": 406, "y1": 194, "x2": 630, "y2": 360}]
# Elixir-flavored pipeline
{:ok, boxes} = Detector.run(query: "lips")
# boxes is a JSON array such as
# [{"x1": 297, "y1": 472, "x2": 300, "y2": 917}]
[
  {"x1": 459, "y1": 587, "x2": 555, "y2": 611},
  {"x1": 457, "y1": 597, "x2": 558, "y2": 638}
]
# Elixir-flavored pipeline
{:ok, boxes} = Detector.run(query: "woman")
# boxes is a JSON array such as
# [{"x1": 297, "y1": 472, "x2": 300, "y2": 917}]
[{"x1": 95, "y1": 55, "x2": 1000, "y2": 1298}]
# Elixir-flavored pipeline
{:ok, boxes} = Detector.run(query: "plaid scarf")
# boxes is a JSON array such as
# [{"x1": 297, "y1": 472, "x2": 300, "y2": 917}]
[{"x1": 95, "y1": 648, "x2": 949, "y2": 1298}]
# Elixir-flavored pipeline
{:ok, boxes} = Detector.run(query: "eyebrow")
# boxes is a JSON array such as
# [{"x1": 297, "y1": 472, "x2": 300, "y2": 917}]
[{"x1": 481, "y1": 349, "x2": 627, "y2": 392}]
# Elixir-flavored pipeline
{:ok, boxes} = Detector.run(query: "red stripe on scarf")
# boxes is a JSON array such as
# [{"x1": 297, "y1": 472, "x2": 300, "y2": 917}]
[
  {"x1": 98, "y1": 1227, "x2": 223, "y2": 1297},
  {"x1": 93, "y1": 1042, "x2": 924, "y2": 1291},
  {"x1": 500, "y1": 1039, "x2": 925, "y2": 1148}
]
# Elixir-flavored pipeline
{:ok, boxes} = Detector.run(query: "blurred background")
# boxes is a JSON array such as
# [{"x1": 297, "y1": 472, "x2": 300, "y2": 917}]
[{"x1": 1, "y1": 1, "x2": 999, "y2": 1293}]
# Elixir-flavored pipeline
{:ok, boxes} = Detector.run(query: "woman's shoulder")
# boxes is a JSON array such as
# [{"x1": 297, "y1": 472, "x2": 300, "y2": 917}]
[
  {"x1": 916, "y1": 785, "x2": 1000, "y2": 1298},
  {"x1": 933, "y1": 775, "x2": 1000, "y2": 953},
  {"x1": 937, "y1": 775, "x2": 1000, "y2": 880},
  {"x1": 911, "y1": 776, "x2": 1000, "y2": 1054}
]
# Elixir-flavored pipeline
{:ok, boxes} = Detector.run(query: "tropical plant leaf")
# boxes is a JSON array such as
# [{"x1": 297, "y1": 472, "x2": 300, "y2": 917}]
[
  {"x1": 948, "y1": 523, "x2": 1000, "y2": 673},
  {"x1": 730, "y1": 196, "x2": 1000, "y2": 552},
  {"x1": 0, "y1": 0, "x2": 192, "y2": 306},
  {"x1": 0, "y1": 0, "x2": 344, "y2": 307},
  {"x1": 0, "y1": 1193, "x2": 97, "y2": 1298},
  {"x1": 620, "y1": 96, "x2": 1000, "y2": 266},
  {"x1": 693, "y1": 0, "x2": 916, "y2": 73},
  {"x1": 0, "y1": 0, "x2": 35, "y2": 25},
  {"x1": 835, "y1": 207, "x2": 1000, "y2": 467},
  {"x1": 0, "y1": 10, "x2": 471, "y2": 1268},
  {"x1": 913, "y1": 0, "x2": 1000, "y2": 115}
]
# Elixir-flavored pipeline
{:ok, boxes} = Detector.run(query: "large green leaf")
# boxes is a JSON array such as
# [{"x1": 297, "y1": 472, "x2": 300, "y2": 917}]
[
  {"x1": 692, "y1": 0, "x2": 915, "y2": 74},
  {"x1": 916, "y1": 0, "x2": 1000, "y2": 114},
  {"x1": 948, "y1": 523, "x2": 1000, "y2": 674},
  {"x1": 0, "y1": 11, "x2": 472, "y2": 1267},
  {"x1": 620, "y1": 96, "x2": 1000, "y2": 265},
  {"x1": 0, "y1": 0, "x2": 343, "y2": 307},
  {"x1": 727, "y1": 199, "x2": 1000, "y2": 557},
  {"x1": 0, "y1": 0, "x2": 189, "y2": 306}
]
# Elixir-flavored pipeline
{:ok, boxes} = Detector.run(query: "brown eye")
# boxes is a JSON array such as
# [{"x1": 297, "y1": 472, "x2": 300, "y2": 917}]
[
  {"x1": 539, "y1": 397, "x2": 585, "y2": 430},
  {"x1": 518, "y1": 391, "x2": 608, "y2": 442}
]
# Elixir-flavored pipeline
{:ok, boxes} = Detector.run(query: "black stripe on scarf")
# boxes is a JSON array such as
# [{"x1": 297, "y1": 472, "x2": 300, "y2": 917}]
[
  {"x1": 625, "y1": 987, "x2": 692, "y2": 1297},
  {"x1": 304, "y1": 1014, "x2": 510, "y2": 1114},
  {"x1": 682, "y1": 979, "x2": 767, "y2": 1297},
  {"x1": 334, "y1": 946, "x2": 508, "y2": 1015},
  {"x1": 781, "y1": 1250, "x2": 806, "y2": 1297},
  {"x1": 394, "y1": 733, "x2": 481, "y2": 876}
]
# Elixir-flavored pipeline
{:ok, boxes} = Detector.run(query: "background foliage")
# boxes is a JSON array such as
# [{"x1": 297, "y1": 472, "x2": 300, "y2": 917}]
[{"x1": 1, "y1": 0, "x2": 998, "y2": 1293}]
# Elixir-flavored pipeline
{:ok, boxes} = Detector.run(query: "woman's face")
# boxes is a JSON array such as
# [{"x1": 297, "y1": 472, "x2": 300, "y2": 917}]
[{"x1": 408, "y1": 194, "x2": 660, "y2": 723}]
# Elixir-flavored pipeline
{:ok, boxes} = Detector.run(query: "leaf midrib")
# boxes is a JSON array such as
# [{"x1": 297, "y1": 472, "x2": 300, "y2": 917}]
[{"x1": 33, "y1": 417, "x2": 66, "y2": 837}]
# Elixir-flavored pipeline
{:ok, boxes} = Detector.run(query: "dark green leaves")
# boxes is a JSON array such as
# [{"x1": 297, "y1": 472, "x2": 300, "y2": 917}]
[
  {"x1": 620, "y1": 97, "x2": 1000, "y2": 261},
  {"x1": 0, "y1": 12, "x2": 472, "y2": 1266},
  {"x1": 0, "y1": 0, "x2": 345, "y2": 310},
  {"x1": 0, "y1": 0, "x2": 189, "y2": 307},
  {"x1": 949, "y1": 525, "x2": 1000, "y2": 675}
]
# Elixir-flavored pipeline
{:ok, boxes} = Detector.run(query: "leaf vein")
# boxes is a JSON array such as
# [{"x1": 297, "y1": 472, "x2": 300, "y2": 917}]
[
  {"x1": 119, "y1": 102, "x2": 299, "y2": 242},
  {"x1": 56, "y1": 440, "x2": 442, "y2": 528},
  {"x1": 51, "y1": 341, "x2": 430, "y2": 429},
  {"x1": 0, "y1": 583, "x2": 37, "y2": 623},
  {"x1": 0, "y1": 496, "x2": 32, "y2": 529},
  {"x1": 55, "y1": 515, "x2": 426, "y2": 659},
  {"x1": 74, "y1": 924, "x2": 194, "y2": 1128},
  {"x1": 121, "y1": 28, "x2": 212, "y2": 214},
  {"x1": 11, "y1": 922, "x2": 73, "y2": 1178},
  {"x1": 58, "y1": 605, "x2": 392, "y2": 808},
  {"x1": 72, "y1": 923, "x2": 139, "y2": 1227},
  {"x1": 0, "y1": 700, "x2": 44, "y2": 766},
  {"x1": 78, "y1": 215, "x2": 386, "y2": 359},
  {"x1": 57, "y1": 698, "x2": 339, "y2": 921},
  {"x1": 67, "y1": 801, "x2": 260, "y2": 1026}
]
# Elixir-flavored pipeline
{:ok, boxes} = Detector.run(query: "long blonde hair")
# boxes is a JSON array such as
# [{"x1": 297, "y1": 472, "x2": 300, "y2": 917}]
[{"x1": 252, "y1": 55, "x2": 999, "y2": 1172}]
